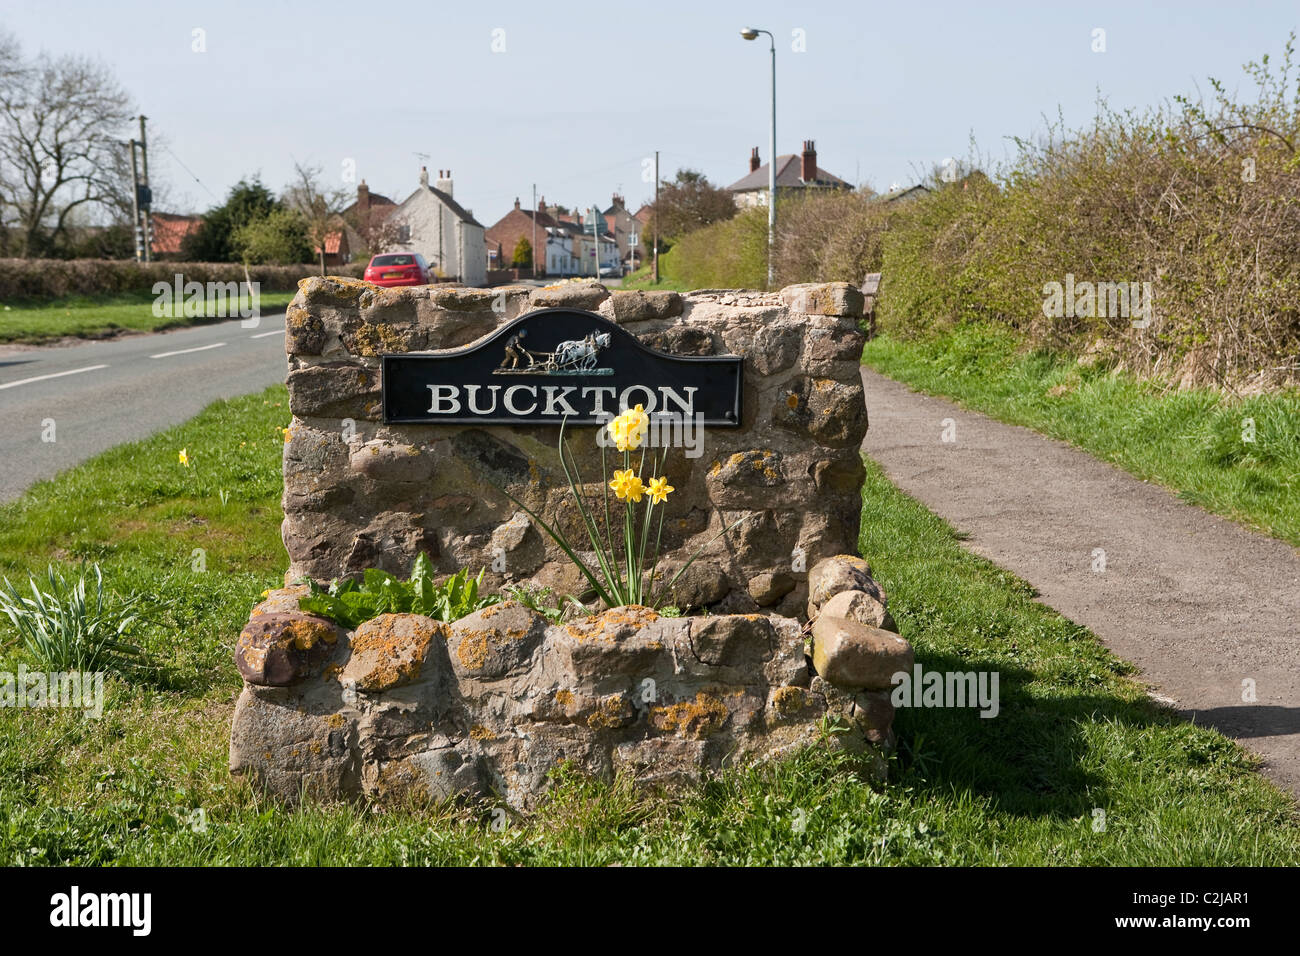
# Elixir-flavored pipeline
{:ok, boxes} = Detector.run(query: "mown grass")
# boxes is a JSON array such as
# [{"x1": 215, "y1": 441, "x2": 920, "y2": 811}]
[
  {"x1": 864, "y1": 324, "x2": 1300, "y2": 548},
  {"x1": 619, "y1": 263, "x2": 690, "y2": 293},
  {"x1": 0, "y1": 385, "x2": 1297, "y2": 864},
  {"x1": 0, "y1": 291, "x2": 296, "y2": 344}
]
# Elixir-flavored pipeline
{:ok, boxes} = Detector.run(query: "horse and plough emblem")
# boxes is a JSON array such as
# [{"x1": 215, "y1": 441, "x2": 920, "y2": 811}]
[{"x1": 494, "y1": 329, "x2": 614, "y2": 376}]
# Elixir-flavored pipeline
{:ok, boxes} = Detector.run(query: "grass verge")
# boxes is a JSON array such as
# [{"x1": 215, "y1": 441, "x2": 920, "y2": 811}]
[
  {"x1": 0, "y1": 291, "x2": 297, "y2": 344},
  {"x1": 619, "y1": 263, "x2": 690, "y2": 293},
  {"x1": 864, "y1": 324, "x2": 1300, "y2": 548},
  {"x1": 0, "y1": 385, "x2": 1296, "y2": 864}
]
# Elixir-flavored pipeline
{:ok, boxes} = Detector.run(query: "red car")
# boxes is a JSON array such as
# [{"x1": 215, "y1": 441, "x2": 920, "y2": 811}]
[{"x1": 363, "y1": 253, "x2": 430, "y2": 287}]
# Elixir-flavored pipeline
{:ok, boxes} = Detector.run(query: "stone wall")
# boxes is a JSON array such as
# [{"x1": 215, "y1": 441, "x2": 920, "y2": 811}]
[{"x1": 281, "y1": 278, "x2": 868, "y2": 618}]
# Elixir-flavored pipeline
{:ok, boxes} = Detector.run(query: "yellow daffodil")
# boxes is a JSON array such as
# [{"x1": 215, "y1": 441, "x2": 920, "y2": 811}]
[
  {"x1": 610, "y1": 404, "x2": 648, "y2": 451},
  {"x1": 646, "y1": 475, "x2": 674, "y2": 504},
  {"x1": 609, "y1": 468, "x2": 645, "y2": 502},
  {"x1": 178, "y1": 449, "x2": 189, "y2": 467}
]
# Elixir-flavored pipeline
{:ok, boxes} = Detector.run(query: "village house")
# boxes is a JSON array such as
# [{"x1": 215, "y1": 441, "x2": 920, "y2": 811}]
[
  {"x1": 543, "y1": 209, "x2": 619, "y2": 277},
  {"x1": 727, "y1": 140, "x2": 853, "y2": 208},
  {"x1": 602, "y1": 193, "x2": 641, "y2": 272},
  {"x1": 484, "y1": 196, "x2": 556, "y2": 275},
  {"x1": 388, "y1": 167, "x2": 486, "y2": 286}
]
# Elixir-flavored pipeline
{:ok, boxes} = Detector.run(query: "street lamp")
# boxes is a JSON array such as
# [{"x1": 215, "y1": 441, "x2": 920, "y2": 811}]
[{"x1": 740, "y1": 26, "x2": 775, "y2": 289}]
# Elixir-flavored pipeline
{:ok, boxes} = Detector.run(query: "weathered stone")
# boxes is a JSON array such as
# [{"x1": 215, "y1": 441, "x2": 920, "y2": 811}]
[
  {"x1": 348, "y1": 439, "x2": 434, "y2": 482},
  {"x1": 748, "y1": 571, "x2": 796, "y2": 607},
  {"x1": 752, "y1": 321, "x2": 803, "y2": 375},
  {"x1": 234, "y1": 612, "x2": 345, "y2": 686},
  {"x1": 527, "y1": 281, "x2": 609, "y2": 311},
  {"x1": 771, "y1": 376, "x2": 868, "y2": 447},
  {"x1": 781, "y1": 281, "x2": 865, "y2": 317},
  {"x1": 603, "y1": 289, "x2": 683, "y2": 323},
  {"x1": 341, "y1": 613, "x2": 446, "y2": 692},
  {"x1": 849, "y1": 689, "x2": 896, "y2": 745},
  {"x1": 807, "y1": 554, "x2": 884, "y2": 613},
  {"x1": 229, "y1": 686, "x2": 358, "y2": 803},
  {"x1": 372, "y1": 747, "x2": 486, "y2": 802},
  {"x1": 285, "y1": 302, "x2": 328, "y2": 355},
  {"x1": 709, "y1": 449, "x2": 784, "y2": 488},
  {"x1": 655, "y1": 559, "x2": 730, "y2": 609},
  {"x1": 286, "y1": 364, "x2": 381, "y2": 419},
  {"x1": 639, "y1": 324, "x2": 716, "y2": 356},
  {"x1": 819, "y1": 587, "x2": 896, "y2": 632},
  {"x1": 687, "y1": 613, "x2": 774, "y2": 667},
  {"x1": 447, "y1": 600, "x2": 548, "y2": 679},
  {"x1": 811, "y1": 615, "x2": 914, "y2": 691}
]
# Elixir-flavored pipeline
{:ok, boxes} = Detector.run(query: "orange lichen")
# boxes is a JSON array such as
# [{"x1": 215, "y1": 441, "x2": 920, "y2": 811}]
[
  {"x1": 786, "y1": 393, "x2": 799, "y2": 409},
  {"x1": 772, "y1": 685, "x2": 807, "y2": 716},
  {"x1": 651, "y1": 692, "x2": 729, "y2": 739},
  {"x1": 456, "y1": 629, "x2": 490, "y2": 670},
  {"x1": 470, "y1": 724, "x2": 495, "y2": 740},
  {"x1": 586, "y1": 695, "x2": 634, "y2": 730},
  {"x1": 348, "y1": 615, "x2": 440, "y2": 690},
  {"x1": 564, "y1": 605, "x2": 659, "y2": 643}
]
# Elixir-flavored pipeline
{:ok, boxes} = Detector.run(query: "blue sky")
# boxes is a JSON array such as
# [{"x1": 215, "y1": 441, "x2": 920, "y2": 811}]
[{"x1": 6, "y1": 0, "x2": 1298, "y2": 223}]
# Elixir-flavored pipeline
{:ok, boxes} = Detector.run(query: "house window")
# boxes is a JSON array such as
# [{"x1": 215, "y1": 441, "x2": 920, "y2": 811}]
[{"x1": 396, "y1": 224, "x2": 411, "y2": 243}]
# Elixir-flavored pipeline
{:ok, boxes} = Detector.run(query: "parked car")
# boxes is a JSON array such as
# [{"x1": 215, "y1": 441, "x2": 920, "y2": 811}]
[
  {"x1": 363, "y1": 253, "x2": 429, "y2": 287},
  {"x1": 599, "y1": 264, "x2": 622, "y2": 278}
]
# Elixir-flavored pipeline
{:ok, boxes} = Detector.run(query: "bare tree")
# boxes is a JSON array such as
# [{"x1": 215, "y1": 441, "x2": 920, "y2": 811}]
[
  {"x1": 0, "y1": 34, "x2": 134, "y2": 257},
  {"x1": 285, "y1": 160, "x2": 351, "y2": 275}
]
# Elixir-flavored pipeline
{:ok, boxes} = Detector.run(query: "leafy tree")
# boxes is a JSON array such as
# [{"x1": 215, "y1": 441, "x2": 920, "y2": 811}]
[
  {"x1": 511, "y1": 236, "x2": 533, "y2": 268},
  {"x1": 182, "y1": 178, "x2": 279, "y2": 262},
  {"x1": 645, "y1": 169, "x2": 737, "y2": 251},
  {"x1": 230, "y1": 207, "x2": 311, "y2": 265}
]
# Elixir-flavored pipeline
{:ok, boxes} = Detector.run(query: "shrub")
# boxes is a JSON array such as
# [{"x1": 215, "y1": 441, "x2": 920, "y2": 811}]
[{"x1": 878, "y1": 38, "x2": 1300, "y2": 387}]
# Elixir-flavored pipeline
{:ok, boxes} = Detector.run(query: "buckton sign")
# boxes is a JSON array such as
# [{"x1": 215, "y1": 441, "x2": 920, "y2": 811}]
[{"x1": 381, "y1": 308, "x2": 744, "y2": 426}]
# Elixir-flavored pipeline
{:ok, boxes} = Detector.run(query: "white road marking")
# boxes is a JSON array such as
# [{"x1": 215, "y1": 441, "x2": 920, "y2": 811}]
[
  {"x1": 250, "y1": 329, "x2": 285, "y2": 339},
  {"x1": 150, "y1": 342, "x2": 226, "y2": 359},
  {"x1": 0, "y1": 364, "x2": 109, "y2": 391}
]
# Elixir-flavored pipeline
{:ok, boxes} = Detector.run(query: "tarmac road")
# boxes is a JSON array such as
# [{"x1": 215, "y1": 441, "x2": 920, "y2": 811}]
[{"x1": 0, "y1": 313, "x2": 288, "y2": 503}]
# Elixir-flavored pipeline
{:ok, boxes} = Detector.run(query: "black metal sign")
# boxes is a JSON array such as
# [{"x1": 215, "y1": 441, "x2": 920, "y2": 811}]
[{"x1": 382, "y1": 308, "x2": 743, "y2": 426}]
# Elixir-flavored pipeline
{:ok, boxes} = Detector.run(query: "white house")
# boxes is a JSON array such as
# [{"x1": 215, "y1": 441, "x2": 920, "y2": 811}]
[
  {"x1": 543, "y1": 214, "x2": 619, "y2": 277},
  {"x1": 389, "y1": 167, "x2": 486, "y2": 286}
]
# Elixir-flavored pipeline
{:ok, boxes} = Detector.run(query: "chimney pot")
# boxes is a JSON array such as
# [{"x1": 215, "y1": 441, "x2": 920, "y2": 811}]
[
  {"x1": 801, "y1": 141, "x2": 817, "y2": 182},
  {"x1": 749, "y1": 146, "x2": 761, "y2": 173}
]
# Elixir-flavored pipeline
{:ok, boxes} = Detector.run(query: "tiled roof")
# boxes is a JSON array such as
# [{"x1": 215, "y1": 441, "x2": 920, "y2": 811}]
[
  {"x1": 149, "y1": 213, "x2": 202, "y2": 255},
  {"x1": 727, "y1": 154, "x2": 853, "y2": 192},
  {"x1": 424, "y1": 185, "x2": 482, "y2": 227}
]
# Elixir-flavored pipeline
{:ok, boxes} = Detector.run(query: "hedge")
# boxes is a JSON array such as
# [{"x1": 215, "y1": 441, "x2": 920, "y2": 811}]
[{"x1": 0, "y1": 259, "x2": 365, "y2": 300}]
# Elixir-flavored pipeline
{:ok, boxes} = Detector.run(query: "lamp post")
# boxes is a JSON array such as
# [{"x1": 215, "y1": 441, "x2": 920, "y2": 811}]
[{"x1": 740, "y1": 26, "x2": 775, "y2": 289}]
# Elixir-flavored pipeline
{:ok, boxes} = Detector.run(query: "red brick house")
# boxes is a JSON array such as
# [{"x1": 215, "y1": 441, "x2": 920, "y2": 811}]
[{"x1": 484, "y1": 197, "x2": 558, "y2": 275}]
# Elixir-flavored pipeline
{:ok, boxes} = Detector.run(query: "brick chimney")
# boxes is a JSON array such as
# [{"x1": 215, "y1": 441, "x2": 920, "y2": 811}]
[
  {"x1": 357, "y1": 180, "x2": 370, "y2": 215},
  {"x1": 514, "y1": 197, "x2": 521, "y2": 210},
  {"x1": 419, "y1": 166, "x2": 429, "y2": 187},
  {"x1": 538, "y1": 195, "x2": 546, "y2": 213},
  {"x1": 749, "y1": 147, "x2": 761, "y2": 173},
  {"x1": 801, "y1": 141, "x2": 816, "y2": 182},
  {"x1": 435, "y1": 169, "x2": 453, "y2": 196}
]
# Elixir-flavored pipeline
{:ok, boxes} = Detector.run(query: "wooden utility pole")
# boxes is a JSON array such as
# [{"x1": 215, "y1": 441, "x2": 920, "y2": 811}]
[
  {"x1": 127, "y1": 140, "x2": 143, "y2": 263},
  {"x1": 531, "y1": 183, "x2": 537, "y2": 279},
  {"x1": 652, "y1": 150, "x2": 659, "y2": 284},
  {"x1": 138, "y1": 115, "x2": 152, "y2": 263}
]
